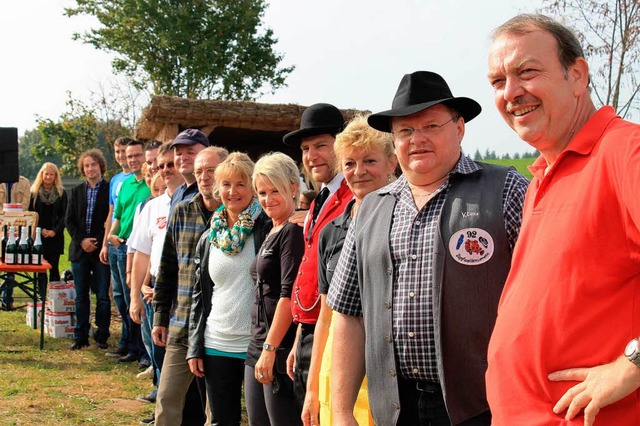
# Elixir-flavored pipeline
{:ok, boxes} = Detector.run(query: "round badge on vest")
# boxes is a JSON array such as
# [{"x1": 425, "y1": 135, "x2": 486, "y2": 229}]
[{"x1": 448, "y1": 228, "x2": 494, "y2": 265}]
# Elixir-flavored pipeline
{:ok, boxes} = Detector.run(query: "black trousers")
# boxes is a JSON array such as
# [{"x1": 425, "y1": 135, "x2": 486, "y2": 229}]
[
  {"x1": 203, "y1": 355, "x2": 245, "y2": 426},
  {"x1": 293, "y1": 323, "x2": 315, "y2": 415},
  {"x1": 397, "y1": 378, "x2": 491, "y2": 426}
]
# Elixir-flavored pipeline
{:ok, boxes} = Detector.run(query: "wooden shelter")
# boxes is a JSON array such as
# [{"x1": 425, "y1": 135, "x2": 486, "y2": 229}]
[{"x1": 134, "y1": 96, "x2": 364, "y2": 163}]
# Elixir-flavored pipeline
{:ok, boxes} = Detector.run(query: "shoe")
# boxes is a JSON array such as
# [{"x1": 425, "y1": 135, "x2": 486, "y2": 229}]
[
  {"x1": 140, "y1": 414, "x2": 155, "y2": 425},
  {"x1": 96, "y1": 341, "x2": 108, "y2": 350},
  {"x1": 117, "y1": 354, "x2": 139, "y2": 363},
  {"x1": 136, "y1": 391, "x2": 156, "y2": 404},
  {"x1": 105, "y1": 346, "x2": 128, "y2": 357},
  {"x1": 70, "y1": 340, "x2": 89, "y2": 350},
  {"x1": 138, "y1": 359, "x2": 151, "y2": 370},
  {"x1": 136, "y1": 366, "x2": 154, "y2": 380}
]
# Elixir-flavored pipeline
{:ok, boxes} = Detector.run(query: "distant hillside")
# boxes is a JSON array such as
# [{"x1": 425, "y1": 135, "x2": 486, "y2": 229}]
[{"x1": 481, "y1": 158, "x2": 535, "y2": 180}]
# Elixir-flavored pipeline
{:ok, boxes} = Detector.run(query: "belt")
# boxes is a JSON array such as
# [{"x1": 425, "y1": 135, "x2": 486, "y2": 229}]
[{"x1": 414, "y1": 381, "x2": 441, "y2": 393}]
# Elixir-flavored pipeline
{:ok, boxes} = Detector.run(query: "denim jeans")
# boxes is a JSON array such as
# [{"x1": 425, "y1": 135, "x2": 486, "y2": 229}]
[
  {"x1": 142, "y1": 293, "x2": 165, "y2": 385},
  {"x1": 72, "y1": 254, "x2": 111, "y2": 343},
  {"x1": 109, "y1": 243, "x2": 130, "y2": 349}
]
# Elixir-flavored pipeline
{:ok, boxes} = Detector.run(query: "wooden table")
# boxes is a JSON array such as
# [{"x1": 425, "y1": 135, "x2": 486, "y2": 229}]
[{"x1": 0, "y1": 261, "x2": 52, "y2": 349}]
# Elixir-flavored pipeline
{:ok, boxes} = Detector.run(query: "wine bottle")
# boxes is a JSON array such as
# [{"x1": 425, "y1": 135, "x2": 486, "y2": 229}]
[
  {"x1": 26, "y1": 225, "x2": 33, "y2": 252},
  {"x1": 17, "y1": 226, "x2": 30, "y2": 265},
  {"x1": 5, "y1": 226, "x2": 17, "y2": 265},
  {"x1": 1, "y1": 225, "x2": 6, "y2": 263},
  {"x1": 32, "y1": 227, "x2": 43, "y2": 266}
]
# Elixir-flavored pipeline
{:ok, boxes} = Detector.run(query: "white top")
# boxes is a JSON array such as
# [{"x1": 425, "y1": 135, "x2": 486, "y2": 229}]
[
  {"x1": 127, "y1": 192, "x2": 171, "y2": 277},
  {"x1": 204, "y1": 234, "x2": 255, "y2": 353}
]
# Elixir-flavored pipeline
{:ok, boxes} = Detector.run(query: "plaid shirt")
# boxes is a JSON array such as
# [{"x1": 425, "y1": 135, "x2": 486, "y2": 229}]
[
  {"x1": 153, "y1": 193, "x2": 215, "y2": 346},
  {"x1": 85, "y1": 178, "x2": 105, "y2": 234},
  {"x1": 327, "y1": 156, "x2": 528, "y2": 381}
]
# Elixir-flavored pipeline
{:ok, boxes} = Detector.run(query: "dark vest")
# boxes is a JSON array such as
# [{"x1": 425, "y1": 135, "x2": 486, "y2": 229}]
[{"x1": 355, "y1": 163, "x2": 512, "y2": 425}]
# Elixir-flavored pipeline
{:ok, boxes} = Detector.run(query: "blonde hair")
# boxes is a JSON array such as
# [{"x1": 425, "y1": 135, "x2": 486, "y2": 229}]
[
  {"x1": 253, "y1": 152, "x2": 300, "y2": 202},
  {"x1": 333, "y1": 114, "x2": 395, "y2": 171},
  {"x1": 150, "y1": 172, "x2": 164, "y2": 198},
  {"x1": 213, "y1": 152, "x2": 255, "y2": 199},
  {"x1": 31, "y1": 162, "x2": 64, "y2": 197}
]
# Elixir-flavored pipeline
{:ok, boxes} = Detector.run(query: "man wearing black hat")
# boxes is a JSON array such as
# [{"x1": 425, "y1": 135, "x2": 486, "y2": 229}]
[
  {"x1": 326, "y1": 71, "x2": 529, "y2": 426},
  {"x1": 167, "y1": 128, "x2": 211, "y2": 213},
  {"x1": 282, "y1": 103, "x2": 353, "y2": 413}
]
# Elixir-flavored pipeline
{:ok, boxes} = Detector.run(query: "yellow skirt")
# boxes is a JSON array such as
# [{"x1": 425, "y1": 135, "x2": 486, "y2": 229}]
[{"x1": 318, "y1": 320, "x2": 374, "y2": 425}]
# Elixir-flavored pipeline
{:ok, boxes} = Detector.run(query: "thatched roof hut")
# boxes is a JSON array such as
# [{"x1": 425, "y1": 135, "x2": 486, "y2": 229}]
[{"x1": 134, "y1": 96, "x2": 365, "y2": 163}]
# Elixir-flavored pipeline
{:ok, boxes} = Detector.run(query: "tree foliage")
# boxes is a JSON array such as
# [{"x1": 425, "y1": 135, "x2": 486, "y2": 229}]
[
  {"x1": 35, "y1": 94, "x2": 130, "y2": 178},
  {"x1": 541, "y1": 0, "x2": 640, "y2": 118},
  {"x1": 65, "y1": 0, "x2": 294, "y2": 100}
]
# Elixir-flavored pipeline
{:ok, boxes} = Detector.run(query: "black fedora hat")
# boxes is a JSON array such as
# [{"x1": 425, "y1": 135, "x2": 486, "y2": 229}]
[
  {"x1": 368, "y1": 71, "x2": 482, "y2": 133},
  {"x1": 283, "y1": 103, "x2": 345, "y2": 146}
]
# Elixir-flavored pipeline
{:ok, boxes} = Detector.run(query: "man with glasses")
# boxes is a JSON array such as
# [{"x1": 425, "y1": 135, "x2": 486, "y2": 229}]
[
  {"x1": 152, "y1": 146, "x2": 228, "y2": 426},
  {"x1": 106, "y1": 139, "x2": 151, "y2": 363},
  {"x1": 327, "y1": 71, "x2": 529, "y2": 425}
]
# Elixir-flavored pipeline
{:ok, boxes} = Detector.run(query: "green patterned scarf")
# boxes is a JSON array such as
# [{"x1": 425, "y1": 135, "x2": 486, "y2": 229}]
[{"x1": 209, "y1": 199, "x2": 261, "y2": 255}]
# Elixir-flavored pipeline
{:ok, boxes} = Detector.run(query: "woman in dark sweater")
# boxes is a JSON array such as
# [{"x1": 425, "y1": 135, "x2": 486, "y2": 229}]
[{"x1": 29, "y1": 162, "x2": 68, "y2": 282}]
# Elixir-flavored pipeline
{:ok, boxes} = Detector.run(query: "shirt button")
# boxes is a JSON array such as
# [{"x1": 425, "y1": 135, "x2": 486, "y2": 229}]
[
  {"x1": 411, "y1": 254, "x2": 417, "y2": 260},
  {"x1": 392, "y1": 402, "x2": 400, "y2": 410},
  {"x1": 293, "y1": 300, "x2": 298, "y2": 304},
  {"x1": 294, "y1": 314, "x2": 299, "y2": 318},
  {"x1": 409, "y1": 291, "x2": 415, "y2": 297},
  {"x1": 307, "y1": 244, "x2": 312, "y2": 248},
  {"x1": 388, "y1": 370, "x2": 396, "y2": 377},
  {"x1": 384, "y1": 302, "x2": 391, "y2": 309},
  {"x1": 408, "y1": 332, "x2": 415, "y2": 338},
  {"x1": 385, "y1": 335, "x2": 392, "y2": 343},
  {"x1": 412, "y1": 367, "x2": 419, "y2": 374},
  {"x1": 298, "y1": 271, "x2": 302, "y2": 275},
  {"x1": 415, "y1": 220, "x2": 421, "y2": 225},
  {"x1": 387, "y1": 267, "x2": 392, "y2": 275}
]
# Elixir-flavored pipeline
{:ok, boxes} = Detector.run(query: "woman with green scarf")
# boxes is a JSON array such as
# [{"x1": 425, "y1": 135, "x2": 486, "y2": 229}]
[{"x1": 187, "y1": 152, "x2": 271, "y2": 426}]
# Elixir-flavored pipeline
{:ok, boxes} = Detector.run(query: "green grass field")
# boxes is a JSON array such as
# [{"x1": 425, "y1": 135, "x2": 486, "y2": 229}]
[{"x1": 482, "y1": 158, "x2": 535, "y2": 180}]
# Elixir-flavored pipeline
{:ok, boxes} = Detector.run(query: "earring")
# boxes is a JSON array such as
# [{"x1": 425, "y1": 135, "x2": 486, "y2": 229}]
[{"x1": 387, "y1": 175, "x2": 392, "y2": 183}]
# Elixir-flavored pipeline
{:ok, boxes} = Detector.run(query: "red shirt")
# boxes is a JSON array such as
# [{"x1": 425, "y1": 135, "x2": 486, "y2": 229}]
[
  {"x1": 292, "y1": 179, "x2": 352, "y2": 324},
  {"x1": 487, "y1": 107, "x2": 640, "y2": 425}
]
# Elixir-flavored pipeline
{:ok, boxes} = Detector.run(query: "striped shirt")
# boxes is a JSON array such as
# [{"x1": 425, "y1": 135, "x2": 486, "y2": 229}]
[
  {"x1": 85, "y1": 178, "x2": 105, "y2": 234},
  {"x1": 153, "y1": 193, "x2": 216, "y2": 346},
  {"x1": 327, "y1": 155, "x2": 529, "y2": 381}
]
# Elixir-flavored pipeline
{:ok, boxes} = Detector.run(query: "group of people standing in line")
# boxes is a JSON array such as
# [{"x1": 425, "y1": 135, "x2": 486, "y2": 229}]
[{"x1": 4, "y1": 12, "x2": 640, "y2": 426}]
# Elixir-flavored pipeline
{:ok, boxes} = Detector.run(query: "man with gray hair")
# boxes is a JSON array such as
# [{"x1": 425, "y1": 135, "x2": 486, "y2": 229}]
[{"x1": 486, "y1": 14, "x2": 640, "y2": 426}]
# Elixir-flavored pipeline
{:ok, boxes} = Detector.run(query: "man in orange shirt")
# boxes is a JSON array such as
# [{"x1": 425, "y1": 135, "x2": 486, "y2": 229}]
[{"x1": 486, "y1": 14, "x2": 640, "y2": 426}]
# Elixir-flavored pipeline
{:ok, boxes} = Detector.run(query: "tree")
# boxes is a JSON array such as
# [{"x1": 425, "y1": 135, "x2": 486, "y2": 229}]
[
  {"x1": 541, "y1": 0, "x2": 640, "y2": 118},
  {"x1": 65, "y1": 0, "x2": 294, "y2": 100},
  {"x1": 36, "y1": 94, "x2": 130, "y2": 178},
  {"x1": 19, "y1": 129, "x2": 64, "y2": 180}
]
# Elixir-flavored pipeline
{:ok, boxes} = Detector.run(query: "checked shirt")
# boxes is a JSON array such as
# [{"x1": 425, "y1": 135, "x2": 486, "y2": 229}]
[{"x1": 327, "y1": 155, "x2": 528, "y2": 382}]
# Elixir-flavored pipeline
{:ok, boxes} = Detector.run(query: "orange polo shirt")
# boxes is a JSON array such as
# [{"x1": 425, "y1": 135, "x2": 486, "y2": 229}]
[{"x1": 487, "y1": 107, "x2": 640, "y2": 425}]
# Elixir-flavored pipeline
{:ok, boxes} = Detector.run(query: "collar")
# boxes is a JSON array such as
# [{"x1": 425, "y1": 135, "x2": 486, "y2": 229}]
[
  {"x1": 333, "y1": 198, "x2": 356, "y2": 229},
  {"x1": 321, "y1": 172, "x2": 344, "y2": 195},
  {"x1": 528, "y1": 106, "x2": 618, "y2": 180}
]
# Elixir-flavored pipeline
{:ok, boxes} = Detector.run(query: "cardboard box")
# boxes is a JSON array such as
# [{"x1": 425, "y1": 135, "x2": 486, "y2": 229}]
[
  {"x1": 25, "y1": 302, "x2": 43, "y2": 328},
  {"x1": 47, "y1": 298, "x2": 76, "y2": 313},
  {"x1": 47, "y1": 282, "x2": 75, "y2": 300},
  {"x1": 45, "y1": 324, "x2": 75, "y2": 339},
  {"x1": 45, "y1": 311, "x2": 72, "y2": 327}
]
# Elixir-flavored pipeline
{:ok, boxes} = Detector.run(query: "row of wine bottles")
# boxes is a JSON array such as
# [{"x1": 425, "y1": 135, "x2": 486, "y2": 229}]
[{"x1": 1, "y1": 225, "x2": 44, "y2": 265}]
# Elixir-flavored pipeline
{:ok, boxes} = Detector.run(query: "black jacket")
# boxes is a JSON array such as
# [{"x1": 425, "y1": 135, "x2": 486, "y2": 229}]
[
  {"x1": 65, "y1": 179, "x2": 110, "y2": 262},
  {"x1": 187, "y1": 211, "x2": 271, "y2": 360}
]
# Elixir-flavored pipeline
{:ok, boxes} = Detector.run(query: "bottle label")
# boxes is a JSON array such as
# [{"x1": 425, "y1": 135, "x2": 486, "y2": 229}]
[
  {"x1": 32, "y1": 254, "x2": 41, "y2": 265},
  {"x1": 5, "y1": 253, "x2": 14, "y2": 264}
]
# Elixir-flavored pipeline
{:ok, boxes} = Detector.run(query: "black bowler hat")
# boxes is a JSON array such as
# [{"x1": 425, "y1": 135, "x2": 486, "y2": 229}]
[
  {"x1": 283, "y1": 103, "x2": 345, "y2": 146},
  {"x1": 368, "y1": 71, "x2": 482, "y2": 132}
]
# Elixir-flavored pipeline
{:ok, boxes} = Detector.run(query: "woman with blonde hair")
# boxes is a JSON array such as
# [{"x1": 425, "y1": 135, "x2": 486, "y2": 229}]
[
  {"x1": 302, "y1": 114, "x2": 397, "y2": 426},
  {"x1": 29, "y1": 162, "x2": 68, "y2": 281}
]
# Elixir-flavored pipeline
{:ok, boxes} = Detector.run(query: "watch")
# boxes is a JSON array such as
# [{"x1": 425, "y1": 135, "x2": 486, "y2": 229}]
[
  {"x1": 624, "y1": 338, "x2": 640, "y2": 368},
  {"x1": 262, "y1": 343, "x2": 278, "y2": 352}
]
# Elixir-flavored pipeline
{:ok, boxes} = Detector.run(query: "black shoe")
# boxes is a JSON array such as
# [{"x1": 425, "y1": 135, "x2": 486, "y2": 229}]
[
  {"x1": 136, "y1": 391, "x2": 156, "y2": 404},
  {"x1": 140, "y1": 414, "x2": 155, "y2": 425},
  {"x1": 105, "y1": 346, "x2": 128, "y2": 357},
  {"x1": 117, "y1": 354, "x2": 139, "y2": 363},
  {"x1": 96, "y1": 341, "x2": 108, "y2": 350},
  {"x1": 138, "y1": 359, "x2": 151, "y2": 370},
  {"x1": 70, "y1": 340, "x2": 89, "y2": 350}
]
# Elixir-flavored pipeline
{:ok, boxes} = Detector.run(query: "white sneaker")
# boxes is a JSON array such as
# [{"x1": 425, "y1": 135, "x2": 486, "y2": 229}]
[{"x1": 136, "y1": 366, "x2": 154, "y2": 380}]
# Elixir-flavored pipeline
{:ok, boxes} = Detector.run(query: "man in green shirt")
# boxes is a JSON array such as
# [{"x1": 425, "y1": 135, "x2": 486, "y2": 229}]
[{"x1": 107, "y1": 140, "x2": 150, "y2": 363}]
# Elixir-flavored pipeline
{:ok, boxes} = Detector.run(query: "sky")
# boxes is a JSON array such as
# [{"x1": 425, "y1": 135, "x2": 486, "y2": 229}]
[{"x1": 0, "y1": 0, "x2": 545, "y2": 156}]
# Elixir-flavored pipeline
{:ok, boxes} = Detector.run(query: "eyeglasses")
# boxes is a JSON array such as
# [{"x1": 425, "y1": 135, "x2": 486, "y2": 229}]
[
  {"x1": 392, "y1": 116, "x2": 459, "y2": 141},
  {"x1": 158, "y1": 162, "x2": 175, "y2": 171},
  {"x1": 126, "y1": 152, "x2": 144, "y2": 159},
  {"x1": 194, "y1": 167, "x2": 216, "y2": 178}
]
